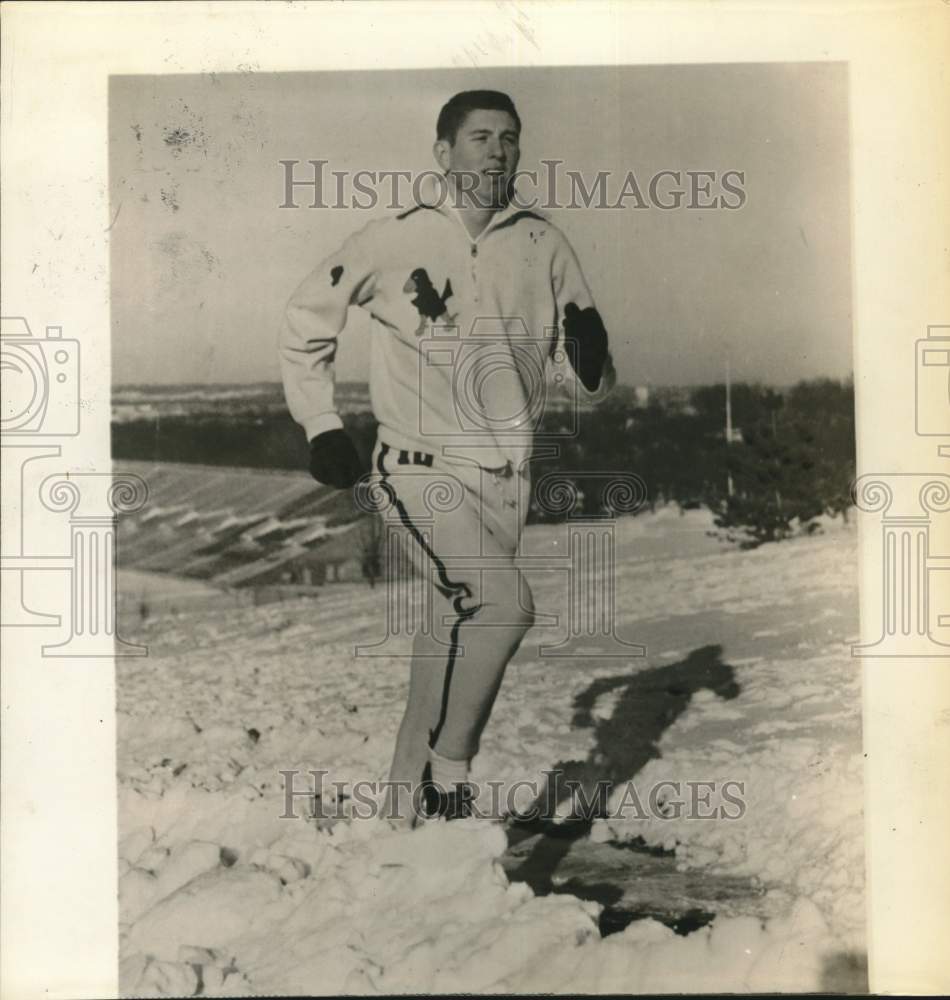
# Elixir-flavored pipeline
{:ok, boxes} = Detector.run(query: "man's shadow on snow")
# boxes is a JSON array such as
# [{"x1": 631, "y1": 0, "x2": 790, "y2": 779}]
[{"x1": 505, "y1": 643, "x2": 740, "y2": 898}]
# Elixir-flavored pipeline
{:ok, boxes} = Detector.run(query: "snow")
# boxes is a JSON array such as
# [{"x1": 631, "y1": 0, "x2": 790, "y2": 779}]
[{"x1": 116, "y1": 507, "x2": 864, "y2": 995}]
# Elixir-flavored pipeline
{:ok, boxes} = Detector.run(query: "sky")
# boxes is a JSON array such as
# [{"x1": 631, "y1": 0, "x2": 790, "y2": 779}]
[{"x1": 110, "y1": 62, "x2": 851, "y2": 387}]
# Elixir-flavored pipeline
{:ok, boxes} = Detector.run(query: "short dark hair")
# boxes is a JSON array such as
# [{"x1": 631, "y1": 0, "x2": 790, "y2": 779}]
[{"x1": 436, "y1": 90, "x2": 521, "y2": 144}]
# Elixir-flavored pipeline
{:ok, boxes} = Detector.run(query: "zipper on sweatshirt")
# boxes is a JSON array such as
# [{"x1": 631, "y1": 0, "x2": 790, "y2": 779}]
[
  {"x1": 444, "y1": 211, "x2": 482, "y2": 301},
  {"x1": 443, "y1": 204, "x2": 515, "y2": 305}
]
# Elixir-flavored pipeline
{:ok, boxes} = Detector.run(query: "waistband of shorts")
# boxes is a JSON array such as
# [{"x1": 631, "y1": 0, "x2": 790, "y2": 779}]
[{"x1": 376, "y1": 425, "x2": 529, "y2": 475}]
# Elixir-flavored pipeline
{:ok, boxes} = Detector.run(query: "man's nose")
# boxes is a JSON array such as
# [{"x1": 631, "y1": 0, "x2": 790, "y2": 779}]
[{"x1": 486, "y1": 137, "x2": 504, "y2": 160}]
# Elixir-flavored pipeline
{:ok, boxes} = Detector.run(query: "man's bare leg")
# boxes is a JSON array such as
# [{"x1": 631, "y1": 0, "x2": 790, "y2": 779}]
[
  {"x1": 429, "y1": 573, "x2": 535, "y2": 761},
  {"x1": 383, "y1": 625, "x2": 452, "y2": 827},
  {"x1": 383, "y1": 570, "x2": 534, "y2": 825}
]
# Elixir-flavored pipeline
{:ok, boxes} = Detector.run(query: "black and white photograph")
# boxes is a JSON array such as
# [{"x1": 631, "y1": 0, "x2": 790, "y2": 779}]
[
  {"x1": 107, "y1": 61, "x2": 863, "y2": 994},
  {"x1": 2, "y1": 3, "x2": 948, "y2": 998}
]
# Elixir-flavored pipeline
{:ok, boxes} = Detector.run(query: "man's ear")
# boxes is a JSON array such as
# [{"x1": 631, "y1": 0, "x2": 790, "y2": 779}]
[{"x1": 433, "y1": 139, "x2": 451, "y2": 172}]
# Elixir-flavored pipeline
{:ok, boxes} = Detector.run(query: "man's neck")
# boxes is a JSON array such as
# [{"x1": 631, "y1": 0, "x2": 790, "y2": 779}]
[
  {"x1": 455, "y1": 204, "x2": 499, "y2": 241},
  {"x1": 446, "y1": 175, "x2": 508, "y2": 240}
]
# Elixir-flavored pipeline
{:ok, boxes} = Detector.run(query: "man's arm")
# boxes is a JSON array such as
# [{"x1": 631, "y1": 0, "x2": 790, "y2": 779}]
[
  {"x1": 550, "y1": 232, "x2": 617, "y2": 401},
  {"x1": 278, "y1": 223, "x2": 378, "y2": 486}
]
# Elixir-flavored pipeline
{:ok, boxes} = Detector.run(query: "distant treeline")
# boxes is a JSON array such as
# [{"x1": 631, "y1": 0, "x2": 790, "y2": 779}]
[
  {"x1": 112, "y1": 410, "x2": 316, "y2": 472},
  {"x1": 112, "y1": 379, "x2": 855, "y2": 545},
  {"x1": 530, "y1": 379, "x2": 856, "y2": 545}
]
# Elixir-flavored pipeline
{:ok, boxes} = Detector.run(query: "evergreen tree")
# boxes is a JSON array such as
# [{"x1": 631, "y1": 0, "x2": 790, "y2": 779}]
[{"x1": 709, "y1": 382, "x2": 854, "y2": 547}]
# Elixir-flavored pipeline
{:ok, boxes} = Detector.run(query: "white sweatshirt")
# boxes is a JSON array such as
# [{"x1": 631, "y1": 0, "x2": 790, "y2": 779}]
[{"x1": 278, "y1": 199, "x2": 615, "y2": 470}]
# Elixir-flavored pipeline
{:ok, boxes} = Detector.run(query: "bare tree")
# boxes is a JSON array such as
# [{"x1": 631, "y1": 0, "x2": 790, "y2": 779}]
[{"x1": 356, "y1": 513, "x2": 384, "y2": 588}]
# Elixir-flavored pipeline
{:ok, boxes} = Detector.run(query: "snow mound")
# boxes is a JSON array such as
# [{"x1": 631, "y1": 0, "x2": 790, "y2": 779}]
[
  {"x1": 118, "y1": 513, "x2": 864, "y2": 995},
  {"x1": 120, "y1": 814, "x2": 853, "y2": 996}
]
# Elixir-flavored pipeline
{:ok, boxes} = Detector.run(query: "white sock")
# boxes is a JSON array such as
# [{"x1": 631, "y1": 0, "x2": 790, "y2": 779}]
[{"x1": 428, "y1": 748, "x2": 470, "y2": 790}]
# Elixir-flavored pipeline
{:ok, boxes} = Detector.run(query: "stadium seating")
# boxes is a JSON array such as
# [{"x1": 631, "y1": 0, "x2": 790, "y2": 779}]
[{"x1": 116, "y1": 461, "x2": 363, "y2": 588}]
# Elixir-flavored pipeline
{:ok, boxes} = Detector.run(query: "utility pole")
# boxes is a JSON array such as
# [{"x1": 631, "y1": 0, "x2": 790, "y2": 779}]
[{"x1": 725, "y1": 359, "x2": 734, "y2": 497}]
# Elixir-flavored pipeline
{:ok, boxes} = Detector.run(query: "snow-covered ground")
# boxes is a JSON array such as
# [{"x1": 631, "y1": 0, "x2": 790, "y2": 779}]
[{"x1": 116, "y1": 507, "x2": 865, "y2": 995}]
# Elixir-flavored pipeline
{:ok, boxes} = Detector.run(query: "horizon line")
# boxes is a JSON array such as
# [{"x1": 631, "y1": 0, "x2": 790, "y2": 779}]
[{"x1": 112, "y1": 374, "x2": 853, "y2": 391}]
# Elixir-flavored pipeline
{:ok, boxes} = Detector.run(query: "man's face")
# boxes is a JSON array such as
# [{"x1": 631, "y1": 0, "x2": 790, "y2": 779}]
[{"x1": 438, "y1": 109, "x2": 521, "y2": 209}]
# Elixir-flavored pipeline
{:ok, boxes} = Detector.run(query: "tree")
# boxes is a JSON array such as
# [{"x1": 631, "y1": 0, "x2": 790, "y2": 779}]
[
  {"x1": 707, "y1": 381, "x2": 855, "y2": 548},
  {"x1": 356, "y1": 513, "x2": 384, "y2": 587}
]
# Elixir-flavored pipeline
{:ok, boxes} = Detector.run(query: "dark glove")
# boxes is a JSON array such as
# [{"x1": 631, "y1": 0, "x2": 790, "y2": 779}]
[
  {"x1": 563, "y1": 302, "x2": 609, "y2": 392},
  {"x1": 308, "y1": 429, "x2": 365, "y2": 489}
]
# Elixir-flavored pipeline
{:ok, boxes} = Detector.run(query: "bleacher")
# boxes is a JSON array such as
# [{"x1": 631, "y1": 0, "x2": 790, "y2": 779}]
[{"x1": 116, "y1": 461, "x2": 363, "y2": 588}]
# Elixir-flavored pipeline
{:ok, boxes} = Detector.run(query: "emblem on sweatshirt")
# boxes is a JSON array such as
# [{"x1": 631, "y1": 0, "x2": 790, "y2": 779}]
[{"x1": 403, "y1": 268, "x2": 456, "y2": 332}]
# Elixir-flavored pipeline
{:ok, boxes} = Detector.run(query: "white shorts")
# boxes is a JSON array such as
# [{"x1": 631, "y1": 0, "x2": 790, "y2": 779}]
[{"x1": 370, "y1": 438, "x2": 532, "y2": 610}]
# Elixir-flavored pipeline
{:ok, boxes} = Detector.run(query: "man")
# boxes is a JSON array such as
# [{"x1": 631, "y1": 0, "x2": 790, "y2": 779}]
[{"x1": 279, "y1": 90, "x2": 615, "y2": 826}]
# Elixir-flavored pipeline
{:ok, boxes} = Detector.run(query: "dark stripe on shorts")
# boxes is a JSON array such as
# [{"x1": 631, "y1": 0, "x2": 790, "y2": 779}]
[{"x1": 375, "y1": 442, "x2": 478, "y2": 747}]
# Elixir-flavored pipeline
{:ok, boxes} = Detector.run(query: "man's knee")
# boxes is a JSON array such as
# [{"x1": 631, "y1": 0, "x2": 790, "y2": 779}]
[
  {"x1": 467, "y1": 569, "x2": 534, "y2": 630},
  {"x1": 514, "y1": 576, "x2": 536, "y2": 629}
]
